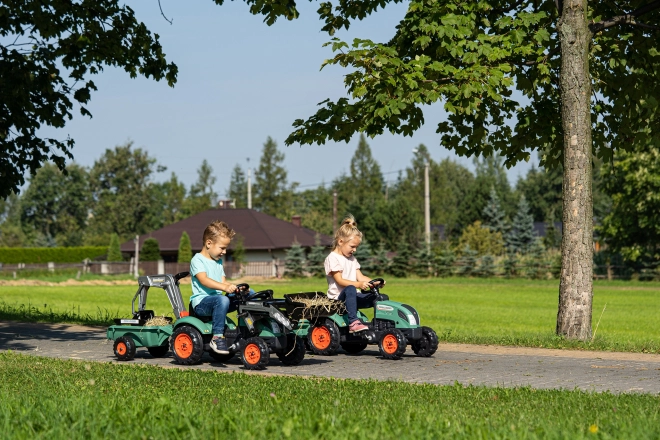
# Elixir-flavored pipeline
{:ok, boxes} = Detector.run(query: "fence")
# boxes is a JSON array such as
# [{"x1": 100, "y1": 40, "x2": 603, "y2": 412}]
[{"x1": 0, "y1": 260, "x2": 285, "y2": 278}]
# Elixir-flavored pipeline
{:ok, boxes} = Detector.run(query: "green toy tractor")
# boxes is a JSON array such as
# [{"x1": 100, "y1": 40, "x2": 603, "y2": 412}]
[
  {"x1": 106, "y1": 272, "x2": 305, "y2": 370},
  {"x1": 301, "y1": 279, "x2": 438, "y2": 360}
]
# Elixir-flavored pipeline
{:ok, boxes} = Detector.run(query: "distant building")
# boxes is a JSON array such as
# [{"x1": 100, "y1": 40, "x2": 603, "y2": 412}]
[{"x1": 120, "y1": 208, "x2": 332, "y2": 262}]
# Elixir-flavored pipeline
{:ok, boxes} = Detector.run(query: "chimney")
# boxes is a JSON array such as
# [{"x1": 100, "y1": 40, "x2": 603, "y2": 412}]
[
  {"x1": 217, "y1": 199, "x2": 235, "y2": 209},
  {"x1": 291, "y1": 215, "x2": 301, "y2": 227}
]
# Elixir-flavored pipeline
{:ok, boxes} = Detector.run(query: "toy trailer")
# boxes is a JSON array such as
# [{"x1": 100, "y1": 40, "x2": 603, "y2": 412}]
[{"x1": 107, "y1": 272, "x2": 189, "y2": 361}]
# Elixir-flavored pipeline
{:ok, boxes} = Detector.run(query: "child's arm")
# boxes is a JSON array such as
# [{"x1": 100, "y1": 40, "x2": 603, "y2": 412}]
[
  {"x1": 195, "y1": 272, "x2": 237, "y2": 293},
  {"x1": 329, "y1": 271, "x2": 371, "y2": 291}
]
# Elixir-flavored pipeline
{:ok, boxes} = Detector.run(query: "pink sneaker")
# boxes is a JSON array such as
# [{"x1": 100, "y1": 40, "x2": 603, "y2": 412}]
[{"x1": 349, "y1": 320, "x2": 368, "y2": 333}]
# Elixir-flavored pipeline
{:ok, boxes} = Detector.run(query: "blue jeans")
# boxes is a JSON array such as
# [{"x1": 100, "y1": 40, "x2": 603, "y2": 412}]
[
  {"x1": 194, "y1": 295, "x2": 229, "y2": 336},
  {"x1": 338, "y1": 286, "x2": 374, "y2": 323}
]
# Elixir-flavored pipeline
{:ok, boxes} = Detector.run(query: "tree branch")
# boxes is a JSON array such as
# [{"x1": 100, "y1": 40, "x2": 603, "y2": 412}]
[
  {"x1": 491, "y1": 0, "x2": 526, "y2": 15},
  {"x1": 590, "y1": 0, "x2": 660, "y2": 33},
  {"x1": 523, "y1": 45, "x2": 560, "y2": 66},
  {"x1": 158, "y1": 0, "x2": 173, "y2": 25}
]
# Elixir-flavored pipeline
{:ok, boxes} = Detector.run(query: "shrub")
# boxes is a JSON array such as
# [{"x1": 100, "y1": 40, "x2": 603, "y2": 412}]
[
  {"x1": 177, "y1": 232, "x2": 193, "y2": 263},
  {"x1": 388, "y1": 240, "x2": 411, "y2": 278},
  {"x1": 140, "y1": 238, "x2": 161, "y2": 261},
  {"x1": 456, "y1": 245, "x2": 477, "y2": 277},
  {"x1": 284, "y1": 241, "x2": 306, "y2": 278},
  {"x1": 0, "y1": 247, "x2": 106, "y2": 264},
  {"x1": 306, "y1": 235, "x2": 327, "y2": 278},
  {"x1": 107, "y1": 234, "x2": 123, "y2": 262},
  {"x1": 458, "y1": 221, "x2": 505, "y2": 256}
]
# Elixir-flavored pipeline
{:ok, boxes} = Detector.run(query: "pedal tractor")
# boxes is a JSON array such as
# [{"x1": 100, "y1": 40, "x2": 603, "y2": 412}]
[
  {"x1": 107, "y1": 272, "x2": 305, "y2": 370},
  {"x1": 304, "y1": 278, "x2": 439, "y2": 360}
]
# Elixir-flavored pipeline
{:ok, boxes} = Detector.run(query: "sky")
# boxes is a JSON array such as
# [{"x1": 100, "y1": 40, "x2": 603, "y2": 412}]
[{"x1": 41, "y1": 0, "x2": 535, "y2": 197}]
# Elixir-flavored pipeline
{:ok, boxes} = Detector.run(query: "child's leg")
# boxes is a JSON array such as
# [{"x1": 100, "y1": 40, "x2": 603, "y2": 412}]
[
  {"x1": 338, "y1": 286, "x2": 359, "y2": 323},
  {"x1": 210, "y1": 295, "x2": 230, "y2": 336},
  {"x1": 355, "y1": 291, "x2": 375, "y2": 309}
]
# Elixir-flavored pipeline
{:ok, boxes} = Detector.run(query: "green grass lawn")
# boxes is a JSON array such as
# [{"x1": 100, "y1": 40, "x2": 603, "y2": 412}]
[
  {"x1": 1, "y1": 352, "x2": 658, "y2": 439},
  {"x1": 2, "y1": 278, "x2": 660, "y2": 352}
]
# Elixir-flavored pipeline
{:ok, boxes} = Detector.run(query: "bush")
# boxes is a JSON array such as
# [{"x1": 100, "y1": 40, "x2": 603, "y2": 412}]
[
  {"x1": 177, "y1": 232, "x2": 193, "y2": 263},
  {"x1": 0, "y1": 247, "x2": 106, "y2": 264},
  {"x1": 388, "y1": 240, "x2": 411, "y2": 278},
  {"x1": 306, "y1": 235, "x2": 327, "y2": 278},
  {"x1": 284, "y1": 241, "x2": 306, "y2": 278},
  {"x1": 434, "y1": 247, "x2": 455, "y2": 277},
  {"x1": 456, "y1": 245, "x2": 477, "y2": 277},
  {"x1": 140, "y1": 238, "x2": 161, "y2": 261},
  {"x1": 107, "y1": 234, "x2": 123, "y2": 262}
]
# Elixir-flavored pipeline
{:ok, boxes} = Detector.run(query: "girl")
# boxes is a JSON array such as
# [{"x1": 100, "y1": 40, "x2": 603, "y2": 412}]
[{"x1": 324, "y1": 215, "x2": 374, "y2": 333}]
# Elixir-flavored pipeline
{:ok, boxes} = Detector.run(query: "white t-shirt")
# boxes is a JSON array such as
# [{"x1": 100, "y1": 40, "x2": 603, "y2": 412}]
[{"x1": 324, "y1": 251, "x2": 361, "y2": 299}]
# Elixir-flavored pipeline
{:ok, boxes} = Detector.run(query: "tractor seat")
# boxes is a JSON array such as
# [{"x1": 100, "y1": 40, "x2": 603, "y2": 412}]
[{"x1": 188, "y1": 302, "x2": 212, "y2": 323}]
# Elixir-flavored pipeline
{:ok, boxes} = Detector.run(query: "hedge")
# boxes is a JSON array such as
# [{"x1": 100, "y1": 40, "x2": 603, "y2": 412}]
[{"x1": 0, "y1": 247, "x2": 107, "y2": 264}]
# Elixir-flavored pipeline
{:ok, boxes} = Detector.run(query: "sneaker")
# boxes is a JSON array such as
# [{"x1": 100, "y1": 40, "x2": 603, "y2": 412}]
[
  {"x1": 210, "y1": 336, "x2": 229, "y2": 354},
  {"x1": 349, "y1": 320, "x2": 369, "y2": 333}
]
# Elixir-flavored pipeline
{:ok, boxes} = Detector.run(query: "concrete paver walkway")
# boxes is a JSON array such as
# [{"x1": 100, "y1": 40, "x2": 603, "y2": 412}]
[{"x1": 1, "y1": 321, "x2": 659, "y2": 394}]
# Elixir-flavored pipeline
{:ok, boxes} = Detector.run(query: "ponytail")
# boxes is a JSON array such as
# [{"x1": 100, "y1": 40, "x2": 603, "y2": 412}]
[{"x1": 332, "y1": 214, "x2": 363, "y2": 249}]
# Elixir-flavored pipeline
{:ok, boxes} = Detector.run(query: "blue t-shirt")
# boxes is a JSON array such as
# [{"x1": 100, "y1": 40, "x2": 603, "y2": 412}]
[{"x1": 190, "y1": 253, "x2": 226, "y2": 308}]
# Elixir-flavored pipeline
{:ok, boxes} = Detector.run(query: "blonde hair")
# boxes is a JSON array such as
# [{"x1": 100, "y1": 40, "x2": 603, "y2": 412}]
[
  {"x1": 332, "y1": 214, "x2": 363, "y2": 249},
  {"x1": 203, "y1": 220, "x2": 236, "y2": 244}
]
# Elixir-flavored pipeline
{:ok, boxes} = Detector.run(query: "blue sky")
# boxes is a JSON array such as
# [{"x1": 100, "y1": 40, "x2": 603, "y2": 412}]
[{"x1": 43, "y1": 0, "x2": 534, "y2": 196}]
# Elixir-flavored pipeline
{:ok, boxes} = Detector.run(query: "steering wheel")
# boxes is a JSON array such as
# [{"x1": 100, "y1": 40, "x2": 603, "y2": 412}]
[
  {"x1": 234, "y1": 283, "x2": 250, "y2": 300},
  {"x1": 368, "y1": 278, "x2": 385, "y2": 290}
]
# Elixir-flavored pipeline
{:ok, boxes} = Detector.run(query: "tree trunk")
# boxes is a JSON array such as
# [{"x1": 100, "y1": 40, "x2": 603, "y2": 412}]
[{"x1": 556, "y1": 0, "x2": 593, "y2": 340}]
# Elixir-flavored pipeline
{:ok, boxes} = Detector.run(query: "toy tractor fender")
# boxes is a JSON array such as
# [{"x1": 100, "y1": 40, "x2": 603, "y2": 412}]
[
  {"x1": 323, "y1": 310, "x2": 370, "y2": 330},
  {"x1": 173, "y1": 316, "x2": 238, "y2": 337},
  {"x1": 373, "y1": 300, "x2": 421, "y2": 329}
]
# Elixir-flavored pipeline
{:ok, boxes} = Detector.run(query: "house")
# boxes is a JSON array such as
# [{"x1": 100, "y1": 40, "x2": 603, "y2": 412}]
[{"x1": 120, "y1": 208, "x2": 332, "y2": 262}]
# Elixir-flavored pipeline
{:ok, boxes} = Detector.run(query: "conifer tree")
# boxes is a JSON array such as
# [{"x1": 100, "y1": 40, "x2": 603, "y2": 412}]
[
  {"x1": 231, "y1": 234, "x2": 247, "y2": 265},
  {"x1": 388, "y1": 240, "x2": 412, "y2": 278},
  {"x1": 353, "y1": 238, "x2": 373, "y2": 275},
  {"x1": 526, "y1": 239, "x2": 547, "y2": 280},
  {"x1": 107, "y1": 233, "x2": 123, "y2": 262},
  {"x1": 306, "y1": 234, "x2": 327, "y2": 278},
  {"x1": 371, "y1": 242, "x2": 391, "y2": 276},
  {"x1": 456, "y1": 245, "x2": 477, "y2": 277},
  {"x1": 482, "y1": 186, "x2": 507, "y2": 235},
  {"x1": 434, "y1": 247, "x2": 456, "y2": 277},
  {"x1": 507, "y1": 196, "x2": 536, "y2": 254},
  {"x1": 414, "y1": 242, "x2": 434, "y2": 278},
  {"x1": 177, "y1": 231, "x2": 192, "y2": 263},
  {"x1": 503, "y1": 250, "x2": 519, "y2": 279},
  {"x1": 140, "y1": 238, "x2": 161, "y2": 261},
  {"x1": 227, "y1": 164, "x2": 248, "y2": 209},
  {"x1": 284, "y1": 241, "x2": 306, "y2": 278},
  {"x1": 477, "y1": 254, "x2": 496, "y2": 278}
]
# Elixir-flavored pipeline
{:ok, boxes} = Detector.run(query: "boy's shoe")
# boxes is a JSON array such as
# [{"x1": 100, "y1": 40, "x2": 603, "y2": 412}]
[
  {"x1": 349, "y1": 320, "x2": 369, "y2": 333},
  {"x1": 210, "y1": 336, "x2": 230, "y2": 354}
]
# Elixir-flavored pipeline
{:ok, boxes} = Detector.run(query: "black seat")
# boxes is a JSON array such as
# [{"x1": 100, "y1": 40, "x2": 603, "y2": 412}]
[{"x1": 188, "y1": 302, "x2": 212, "y2": 323}]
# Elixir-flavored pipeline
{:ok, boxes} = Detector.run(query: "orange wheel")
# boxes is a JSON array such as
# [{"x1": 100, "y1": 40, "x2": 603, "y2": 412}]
[
  {"x1": 116, "y1": 342, "x2": 127, "y2": 355},
  {"x1": 311, "y1": 326, "x2": 331, "y2": 350},
  {"x1": 174, "y1": 333, "x2": 193, "y2": 359},
  {"x1": 382, "y1": 334, "x2": 399, "y2": 354},
  {"x1": 244, "y1": 343, "x2": 261, "y2": 365}
]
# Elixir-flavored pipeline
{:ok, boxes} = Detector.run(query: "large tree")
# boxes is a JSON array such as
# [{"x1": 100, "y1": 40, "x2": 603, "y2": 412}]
[
  {"x1": 88, "y1": 142, "x2": 163, "y2": 242},
  {"x1": 253, "y1": 137, "x2": 293, "y2": 218},
  {"x1": 21, "y1": 162, "x2": 90, "y2": 246},
  {"x1": 278, "y1": 0, "x2": 660, "y2": 341},
  {"x1": 348, "y1": 134, "x2": 385, "y2": 205},
  {"x1": 1, "y1": 0, "x2": 177, "y2": 199},
  {"x1": 183, "y1": 159, "x2": 218, "y2": 216}
]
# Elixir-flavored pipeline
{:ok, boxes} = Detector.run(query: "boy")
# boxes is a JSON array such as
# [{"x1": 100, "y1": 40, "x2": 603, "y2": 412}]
[{"x1": 190, "y1": 220, "x2": 238, "y2": 354}]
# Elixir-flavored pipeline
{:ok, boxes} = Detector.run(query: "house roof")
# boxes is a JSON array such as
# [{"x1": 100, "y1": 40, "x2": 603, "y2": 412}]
[{"x1": 120, "y1": 208, "x2": 332, "y2": 253}]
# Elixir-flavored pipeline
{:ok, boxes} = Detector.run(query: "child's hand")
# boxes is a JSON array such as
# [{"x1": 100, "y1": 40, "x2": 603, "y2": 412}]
[
  {"x1": 360, "y1": 281, "x2": 372, "y2": 291},
  {"x1": 225, "y1": 284, "x2": 237, "y2": 293}
]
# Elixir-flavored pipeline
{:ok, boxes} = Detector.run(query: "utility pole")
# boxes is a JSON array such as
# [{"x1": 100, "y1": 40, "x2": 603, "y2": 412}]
[
  {"x1": 332, "y1": 191, "x2": 338, "y2": 233},
  {"x1": 133, "y1": 235, "x2": 139, "y2": 278},
  {"x1": 424, "y1": 161, "x2": 431, "y2": 248},
  {"x1": 247, "y1": 158, "x2": 252, "y2": 209}
]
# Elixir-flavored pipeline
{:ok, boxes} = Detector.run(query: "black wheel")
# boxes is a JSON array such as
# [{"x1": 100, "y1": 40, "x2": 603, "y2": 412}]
[
  {"x1": 308, "y1": 319, "x2": 341, "y2": 355},
  {"x1": 113, "y1": 336, "x2": 136, "y2": 361},
  {"x1": 147, "y1": 344, "x2": 169, "y2": 358},
  {"x1": 277, "y1": 335, "x2": 306, "y2": 366},
  {"x1": 209, "y1": 351, "x2": 235, "y2": 363},
  {"x1": 241, "y1": 337, "x2": 269, "y2": 370},
  {"x1": 170, "y1": 325, "x2": 204, "y2": 365},
  {"x1": 412, "y1": 326, "x2": 439, "y2": 357},
  {"x1": 341, "y1": 341, "x2": 368, "y2": 354},
  {"x1": 378, "y1": 328, "x2": 407, "y2": 360}
]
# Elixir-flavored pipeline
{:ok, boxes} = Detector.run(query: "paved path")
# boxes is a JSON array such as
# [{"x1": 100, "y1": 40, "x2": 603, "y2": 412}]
[{"x1": 1, "y1": 321, "x2": 659, "y2": 394}]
